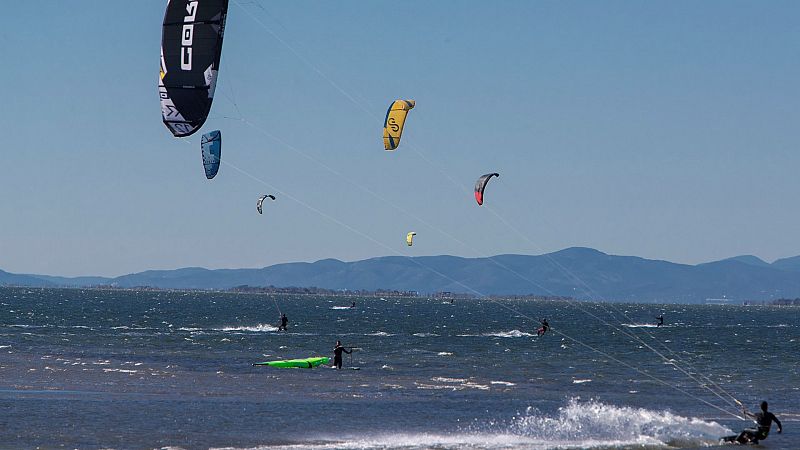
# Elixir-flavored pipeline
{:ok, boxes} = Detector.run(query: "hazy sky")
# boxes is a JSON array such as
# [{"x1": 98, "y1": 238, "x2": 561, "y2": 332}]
[{"x1": 1, "y1": 1, "x2": 798, "y2": 277}]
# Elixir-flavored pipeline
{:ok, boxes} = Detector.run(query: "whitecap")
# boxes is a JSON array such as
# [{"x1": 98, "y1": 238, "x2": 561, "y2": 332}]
[
  {"x1": 102, "y1": 368, "x2": 138, "y2": 374},
  {"x1": 431, "y1": 377, "x2": 466, "y2": 383},
  {"x1": 485, "y1": 329, "x2": 533, "y2": 338},
  {"x1": 215, "y1": 324, "x2": 278, "y2": 332}
]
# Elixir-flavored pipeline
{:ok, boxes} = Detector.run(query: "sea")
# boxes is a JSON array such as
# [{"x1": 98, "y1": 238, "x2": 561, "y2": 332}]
[{"x1": 1, "y1": 287, "x2": 798, "y2": 449}]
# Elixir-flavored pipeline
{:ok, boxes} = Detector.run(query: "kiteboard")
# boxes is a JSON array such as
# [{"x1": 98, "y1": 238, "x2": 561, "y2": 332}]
[
  {"x1": 719, "y1": 434, "x2": 760, "y2": 445},
  {"x1": 253, "y1": 356, "x2": 330, "y2": 368}
]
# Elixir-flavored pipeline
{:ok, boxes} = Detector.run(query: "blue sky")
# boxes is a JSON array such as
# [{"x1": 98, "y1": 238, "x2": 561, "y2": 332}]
[{"x1": 1, "y1": 1, "x2": 798, "y2": 277}]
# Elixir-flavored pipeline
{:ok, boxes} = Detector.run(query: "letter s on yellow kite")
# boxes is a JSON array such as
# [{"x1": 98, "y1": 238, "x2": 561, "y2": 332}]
[{"x1": 383, "y1": 100, "x2": 415, "y2": 151}]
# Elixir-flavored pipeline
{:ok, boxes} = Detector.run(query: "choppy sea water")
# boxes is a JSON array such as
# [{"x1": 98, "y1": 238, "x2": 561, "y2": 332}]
[{"x1": 1, "y1": 287, "x2": 798, "y2": 449}]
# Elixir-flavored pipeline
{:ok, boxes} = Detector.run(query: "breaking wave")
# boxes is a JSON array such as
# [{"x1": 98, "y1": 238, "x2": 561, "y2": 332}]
[
  {"x1": 215, "y1": 324, "x2": 279, "y2": 333},
  {"x1": 215, "y1": 399, "x2": 731, "y2": 449}
]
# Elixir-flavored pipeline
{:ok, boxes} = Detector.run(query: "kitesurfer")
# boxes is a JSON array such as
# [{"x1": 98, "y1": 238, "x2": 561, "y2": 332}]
[
  {"x1": 333, "y1": 340, "x2": 352, "y2": 369},
  {"x1": 351, "y1": 301, "x2": 356, "y2": 308},
  {"x1": 537, "y1": 318, "x2": 550, "y2": 336},
  {"x1": 278, "y1": 313, "x2": 288, "y2": 331},
  {"x1": 725, "y1": 401, "x2": 782, "y2": 444},
  {"x1": 656, "y1": 315, "x2": 664, "y2": 327}
]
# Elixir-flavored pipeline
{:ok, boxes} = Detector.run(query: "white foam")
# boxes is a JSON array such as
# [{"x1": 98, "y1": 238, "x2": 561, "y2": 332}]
[
  {"x1": 215, "y1": 324, "x2": 278, "y2": 332},
  {"x1": 102, "y1": 368, "x2": 138, "y2": 374},
  {"x1": 366, "y1": 331, "x2": 393, "y2": 337},
  {"x1": 431, "y1": 377, "x2": 466, "y2": 383},
  {"x1": 493, "y1": 398, "x2": 732, "y2": 448},
  {"x1": 572, "y1": 379, "x2": 592, "y2": 384},
  {"x1": 487, "y1": 329, "x2": 534, "y2": 338},
  {"x1": 220, "y1": 399, "x2": 733, "y2": 449},
  {"x1": 330, "y1": 306, "x2": 353, "y2": 310}
]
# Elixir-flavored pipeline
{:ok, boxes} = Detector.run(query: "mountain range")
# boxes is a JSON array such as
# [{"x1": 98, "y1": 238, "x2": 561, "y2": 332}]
[{"x1": 3, "y1": 247, "x2": 800, "y2": 303}]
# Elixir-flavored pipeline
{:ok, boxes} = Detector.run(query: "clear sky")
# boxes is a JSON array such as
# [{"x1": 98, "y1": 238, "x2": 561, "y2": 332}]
[{"x1": 1, "y1": 1, "x2": 798, "y2": 277}]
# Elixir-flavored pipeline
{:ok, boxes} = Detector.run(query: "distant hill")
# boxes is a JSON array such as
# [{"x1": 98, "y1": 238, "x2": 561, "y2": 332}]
[
  {"x1": 772, "y1": 255, "x2": 800, "y2": 272},
  {"x1": 32, "y1": 275, "x2": 112, "y2": 287},
  {"x1": 719, "y1": 255, "x2": 771, "y2": 268},
  {"x1": 0, "y1": 269, "x2": 55, "y2": 287},
  {"x1": 3, "y1": 248, "x2": 800, "y2": 303}
]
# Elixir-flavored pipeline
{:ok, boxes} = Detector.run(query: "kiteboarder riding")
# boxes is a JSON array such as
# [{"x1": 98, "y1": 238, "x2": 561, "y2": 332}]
[
  {"x1": 656, "y1": 315, "x2": 664, "y2": 327},
  {"x1": 278, "y1": 313, "x2": 288, "y2": 331},
  {"x1": 537, "y1": 318, "x2": 550, "y2": 336},
  {"x1": 333, "y1": 340, "x2": 352, "y2": 369},
  {"x1": 723, "y1": 401, "x2": 782, "y2": 444}
]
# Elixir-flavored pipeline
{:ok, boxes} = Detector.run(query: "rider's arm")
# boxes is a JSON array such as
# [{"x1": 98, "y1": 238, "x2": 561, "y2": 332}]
[{"x1": 772, "y1": 414, "x2": 782, "y2": 433}]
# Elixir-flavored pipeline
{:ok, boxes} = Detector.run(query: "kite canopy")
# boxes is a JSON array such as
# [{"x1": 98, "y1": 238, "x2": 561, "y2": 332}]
[
  {"x1": 474, "y1": 173, "x2": 499, "y2": 205},
  {"x1": 406, "y1": 232, "x2": 417, "y2": 246},
  {"x1": 383, "y1": 100, "x2": 415, "y2": 150},
  {"x1": 200, "y1": 130, "x2": 222, "y2": 179},
  {"x1": 159, "y1": 0, "x2": 229, "y2": 137},
  {"x1": 257, "y1": 194, "x2": 276, "y2": 214}
]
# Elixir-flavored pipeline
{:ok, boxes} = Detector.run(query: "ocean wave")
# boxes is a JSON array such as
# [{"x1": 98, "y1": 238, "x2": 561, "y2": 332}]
[
  {"x1": 215, "y1": 324, "x2": 278, "y2": 333},
  {"x1": 488, "y1": 329, "x2": 534, "y2": 338},
  {"x1": 418, "y1": 377, "x2": 491, "y2": 391},
  {"x1": 477, "y1": 398, "x2": 731, "y2": 448},
  {"x1": 102, "y1": 368, "x2": 138, "y2": 374},
  {"x1": 216, "y1": 400, "x2": 730, "y2": 449},
  {"x1": 457, "y1": 329, "x2": 534, "y2": 338}
]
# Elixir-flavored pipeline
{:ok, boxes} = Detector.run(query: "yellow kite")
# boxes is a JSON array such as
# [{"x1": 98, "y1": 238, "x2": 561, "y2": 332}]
[{"x1": 383, "y1": 100, "x2": 415, "y2": 150}]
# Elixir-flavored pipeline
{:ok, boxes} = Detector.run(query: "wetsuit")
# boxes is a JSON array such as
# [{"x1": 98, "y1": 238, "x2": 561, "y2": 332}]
[
  {"x1": 724, "y1": 410, "x2": 783, "y2": 444},
  {"x1": 537, "y1": 320, "x2": 550, "y2": 336},
  {"x1": 736, "y1": 411, "x2": 782, "y2": 443},
  {"x1": 333, "y1": 344, "x2": 352, "y2": 369},
  {"x1": 278, "y1": 315, "x2": 288, "y2": 331},
  {"x1": 656, "y1": 316, "x2": 664, "y2": 327}
]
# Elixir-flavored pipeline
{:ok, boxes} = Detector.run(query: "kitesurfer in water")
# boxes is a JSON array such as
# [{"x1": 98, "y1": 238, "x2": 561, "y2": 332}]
[
  {"x1": 537, "y1": 318, "x2": 550, "y2": 336},
  {"x1": 351, "y1": 301, "x2": 356, "y2": 308},
  {"x1": 725, "y1": 401, "x2": 782, "y2": 444},
  {"x1": 278, "y1": 313, "x2": 288, "y2": 331},
  {"x1": 333, "y1": 340, "x2": 352, "y2": 369},
  {"x1": 656, "y1": 314, "x2": 664, "y2": 327}
]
